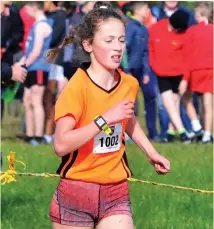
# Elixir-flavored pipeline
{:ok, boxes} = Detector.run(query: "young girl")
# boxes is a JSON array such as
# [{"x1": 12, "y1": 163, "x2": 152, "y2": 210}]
[
  {"x1": 18, "y1": 1, "x2": 53, "y2": 146},
  {"x1": 179, "y1": 2, "x2": 213, "y2": 143},
  {"x1": 48, "y1": 2, "x2": 170, "y2": 229}
]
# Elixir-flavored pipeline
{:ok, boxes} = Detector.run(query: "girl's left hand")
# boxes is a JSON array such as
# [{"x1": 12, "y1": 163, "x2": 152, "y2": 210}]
[{"x1": 148, "y1": 152, "x2": 170, "y2": 175}]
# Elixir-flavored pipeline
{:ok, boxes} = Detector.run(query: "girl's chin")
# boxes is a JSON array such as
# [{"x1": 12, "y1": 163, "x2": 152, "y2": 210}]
[{"x1": 105, "y1": 62, "x2": 121, "y2": 70}]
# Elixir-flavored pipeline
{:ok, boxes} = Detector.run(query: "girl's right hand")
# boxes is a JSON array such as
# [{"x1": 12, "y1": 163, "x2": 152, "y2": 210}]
[{"x1": 102, "y1": 100, "x2": 134, "y2": 125}]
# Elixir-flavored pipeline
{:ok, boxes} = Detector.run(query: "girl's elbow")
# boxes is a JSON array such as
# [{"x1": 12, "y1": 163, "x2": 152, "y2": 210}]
[{"x1": 54, "y1": 141, "x2": 67, "y2": 156}]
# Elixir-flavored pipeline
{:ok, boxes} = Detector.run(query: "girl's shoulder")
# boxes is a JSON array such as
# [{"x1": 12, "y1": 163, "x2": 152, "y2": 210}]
[{"x1": 118, "y1": 69, "x2": 139, "y2": 88}]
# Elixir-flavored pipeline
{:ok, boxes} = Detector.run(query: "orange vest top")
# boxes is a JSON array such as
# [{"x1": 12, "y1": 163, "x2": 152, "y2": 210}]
[{"x1": 55, "y1": 63, "x2": 139, "y2": 184}]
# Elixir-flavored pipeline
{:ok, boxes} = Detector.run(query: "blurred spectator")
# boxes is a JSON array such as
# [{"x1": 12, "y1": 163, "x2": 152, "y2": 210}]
[
  {"x1": 14, "y1": 5, "x2": 35, "y2": 137},
  {"x1": 62, "y1": 2, "x2": 78, "y2": 81},
  {"x1": 143, "y1": 8, "x2": 157, "y2": 27},
  {"x1": 1, "y1": 3, "x2": 24, "y2": 65},
  {"x1": 69, "y1": 1, "x2": 94, "y2": 70},
  {"x1": 151, "y1": 1, "x2": 196, "y2": 26},
  {"x1": 18, "y1": 1, "x2": 53, "y2": 146},
  {"x1": 0, "y1": 1, "x2": 10, "y2": 16},
  {"x1": 124, "y1": 2, "x2": 161, "y2": 141},
  {"x1": 179, "y1": 2, "x2": 213, "y2": 143},
  {"x1": 19, "y1": 4, "x2": 35, "y2": 54},
  {"x1": 1, "y1": 1, "x2": 26, "y2": 84},
  {"x1": 70, "y1": 1, "x2": 94, "y2": 24},
  {"x1": 149, "y1": 10, "x2": 201, "y2": 143},
  {"x1": 1, "y1": 1, "x2": 27, "y2": 119},
  {"x1": 43, "y1": 1, "x2": 67, "y2": 144},
  {"x1": 150, "y1": 1, "x2": 197, "y2": 140},
  {"x1": 63, "y1": 1, "x2": 77, "y2": 17},
  {"x1": 119, "y1": 1, "x2": 131, "y2": 15}
]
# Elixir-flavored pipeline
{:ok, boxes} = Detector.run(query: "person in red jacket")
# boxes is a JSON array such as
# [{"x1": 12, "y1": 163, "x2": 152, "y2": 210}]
[
  {"x1": 179, "y1": 2, "x2": 213, "y2": 143},
  {"x1": 149, "y1": 10, "x2": 200, "y2": 143}
]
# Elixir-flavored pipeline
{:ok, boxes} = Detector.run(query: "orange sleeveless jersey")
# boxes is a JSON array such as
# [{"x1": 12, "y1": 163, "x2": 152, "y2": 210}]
[{"x1": 55, "y1": 63, "x2": 139, "y2": 184}]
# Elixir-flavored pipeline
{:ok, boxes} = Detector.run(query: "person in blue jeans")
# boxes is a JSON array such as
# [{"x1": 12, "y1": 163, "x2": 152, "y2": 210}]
[{"x1": 123, "y1": 2, "x2": 161, "y2": 141}]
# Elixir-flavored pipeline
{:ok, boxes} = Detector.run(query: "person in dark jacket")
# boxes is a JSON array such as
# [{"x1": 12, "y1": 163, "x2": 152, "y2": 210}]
[
  {"x1": 1, "y1": 1, "x2": 27, "y2": 119},
  {"x1": 1, "y1": 3, "x2": 24, "y2": 65},
  {"x1": 124, "y1": 2, "x2": 160, "y2": 141}
]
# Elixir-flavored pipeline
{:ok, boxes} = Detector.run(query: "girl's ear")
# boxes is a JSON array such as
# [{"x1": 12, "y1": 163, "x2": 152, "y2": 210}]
[{"x1": 82, "y1": 40, "x2": 93, "y2": 53}]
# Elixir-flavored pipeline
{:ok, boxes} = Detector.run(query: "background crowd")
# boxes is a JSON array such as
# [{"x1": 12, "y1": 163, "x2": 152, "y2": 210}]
[{"x1": 1, "y1": 1, "x2": 213, "y2": 146}]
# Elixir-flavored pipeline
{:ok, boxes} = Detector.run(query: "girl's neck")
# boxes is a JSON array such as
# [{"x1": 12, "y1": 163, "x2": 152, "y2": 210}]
[{"x1": 87, "y1": 61, "x2": 118, "y2": 91}]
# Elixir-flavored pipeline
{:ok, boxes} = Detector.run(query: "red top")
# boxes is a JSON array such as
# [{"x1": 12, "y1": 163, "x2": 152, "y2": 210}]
[
  {"x1": 19, "y1": 5, "x2": 35, "y2": 53},
  {"x1": 149, "y1": 18, "x2": 186, "y2": 77},
  {"x1": 183, "y1": 21, "x2": 213, "y2": 81}
]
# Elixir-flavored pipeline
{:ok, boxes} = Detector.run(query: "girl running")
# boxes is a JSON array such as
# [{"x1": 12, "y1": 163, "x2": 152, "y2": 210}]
[{"x1": 48, "y1": 2, "x2": 170, "y2": 229}]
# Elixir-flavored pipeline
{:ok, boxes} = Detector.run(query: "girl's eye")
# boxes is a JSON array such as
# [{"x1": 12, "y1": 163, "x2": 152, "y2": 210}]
[
  {"x1": 106, "y1": 40, "x2": 112, "y2": 43},
  {"x1": 120, "y1": 40, "x2": 126, "y2": 43}
]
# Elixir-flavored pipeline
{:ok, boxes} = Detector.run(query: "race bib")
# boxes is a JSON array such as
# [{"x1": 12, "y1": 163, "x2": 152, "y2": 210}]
[{"x1": 93, "y1": 123, "x2": 122, "y2": 154}]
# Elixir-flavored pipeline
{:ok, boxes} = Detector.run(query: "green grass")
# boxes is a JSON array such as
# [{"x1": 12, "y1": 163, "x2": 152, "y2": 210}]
[{"x1": 1, "y1": 105, "x2": 213, "y2": 229}]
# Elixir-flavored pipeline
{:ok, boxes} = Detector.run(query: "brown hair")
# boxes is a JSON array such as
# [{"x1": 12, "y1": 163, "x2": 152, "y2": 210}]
[
  {"x1": 46, "y1": 2, "x2": 126, "y2": 63},
  {"x1": 195, "y1": 2, "x2": 213, "y2": 21}
]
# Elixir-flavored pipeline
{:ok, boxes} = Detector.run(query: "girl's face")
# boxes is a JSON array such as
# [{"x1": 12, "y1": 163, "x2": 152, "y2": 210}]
[{"x1": 84, "y1": 18, "x2": 126, "y2": 70}]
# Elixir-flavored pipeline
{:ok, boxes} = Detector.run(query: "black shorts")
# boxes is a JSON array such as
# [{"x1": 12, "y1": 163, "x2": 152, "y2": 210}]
[
  {"x1": 24, "y1": 71, "x2": 49, "y2": 88},
  {"x1": 63, "y1": 62, "x2": 78, "y2": 80},
  {"x1": 157, "y1": 75, "x2": 182, "y2": 93}
]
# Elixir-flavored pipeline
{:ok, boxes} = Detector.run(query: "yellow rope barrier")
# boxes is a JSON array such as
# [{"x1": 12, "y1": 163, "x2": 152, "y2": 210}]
[
  {"x1": 1, "y1": 152, "x2": 213, "y2": 195},
  {"x1": 127, "y1": 178, "x2": 214, "y2": 194}
]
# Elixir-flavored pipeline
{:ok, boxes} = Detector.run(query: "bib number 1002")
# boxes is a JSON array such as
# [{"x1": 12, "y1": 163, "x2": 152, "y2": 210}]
[{"x1": 99, "y1": 135, "x2": 119, "y2": 148}]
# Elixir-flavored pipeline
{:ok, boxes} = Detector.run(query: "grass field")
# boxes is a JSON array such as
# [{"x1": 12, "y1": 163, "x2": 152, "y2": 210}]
[{"x1": 1, "y1": 106, "x2": 213, "y2": 229}]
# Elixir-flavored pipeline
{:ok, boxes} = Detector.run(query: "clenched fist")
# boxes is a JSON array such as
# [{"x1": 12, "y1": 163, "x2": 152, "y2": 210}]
[{"x1": 103, "y1": 100, "x2": 134, "y2": 125}]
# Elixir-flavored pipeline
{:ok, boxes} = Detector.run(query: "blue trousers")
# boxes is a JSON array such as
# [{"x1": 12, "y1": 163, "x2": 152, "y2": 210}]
[{"x1": 131, "y1": 68, "x2": 159, "y2": 138}]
